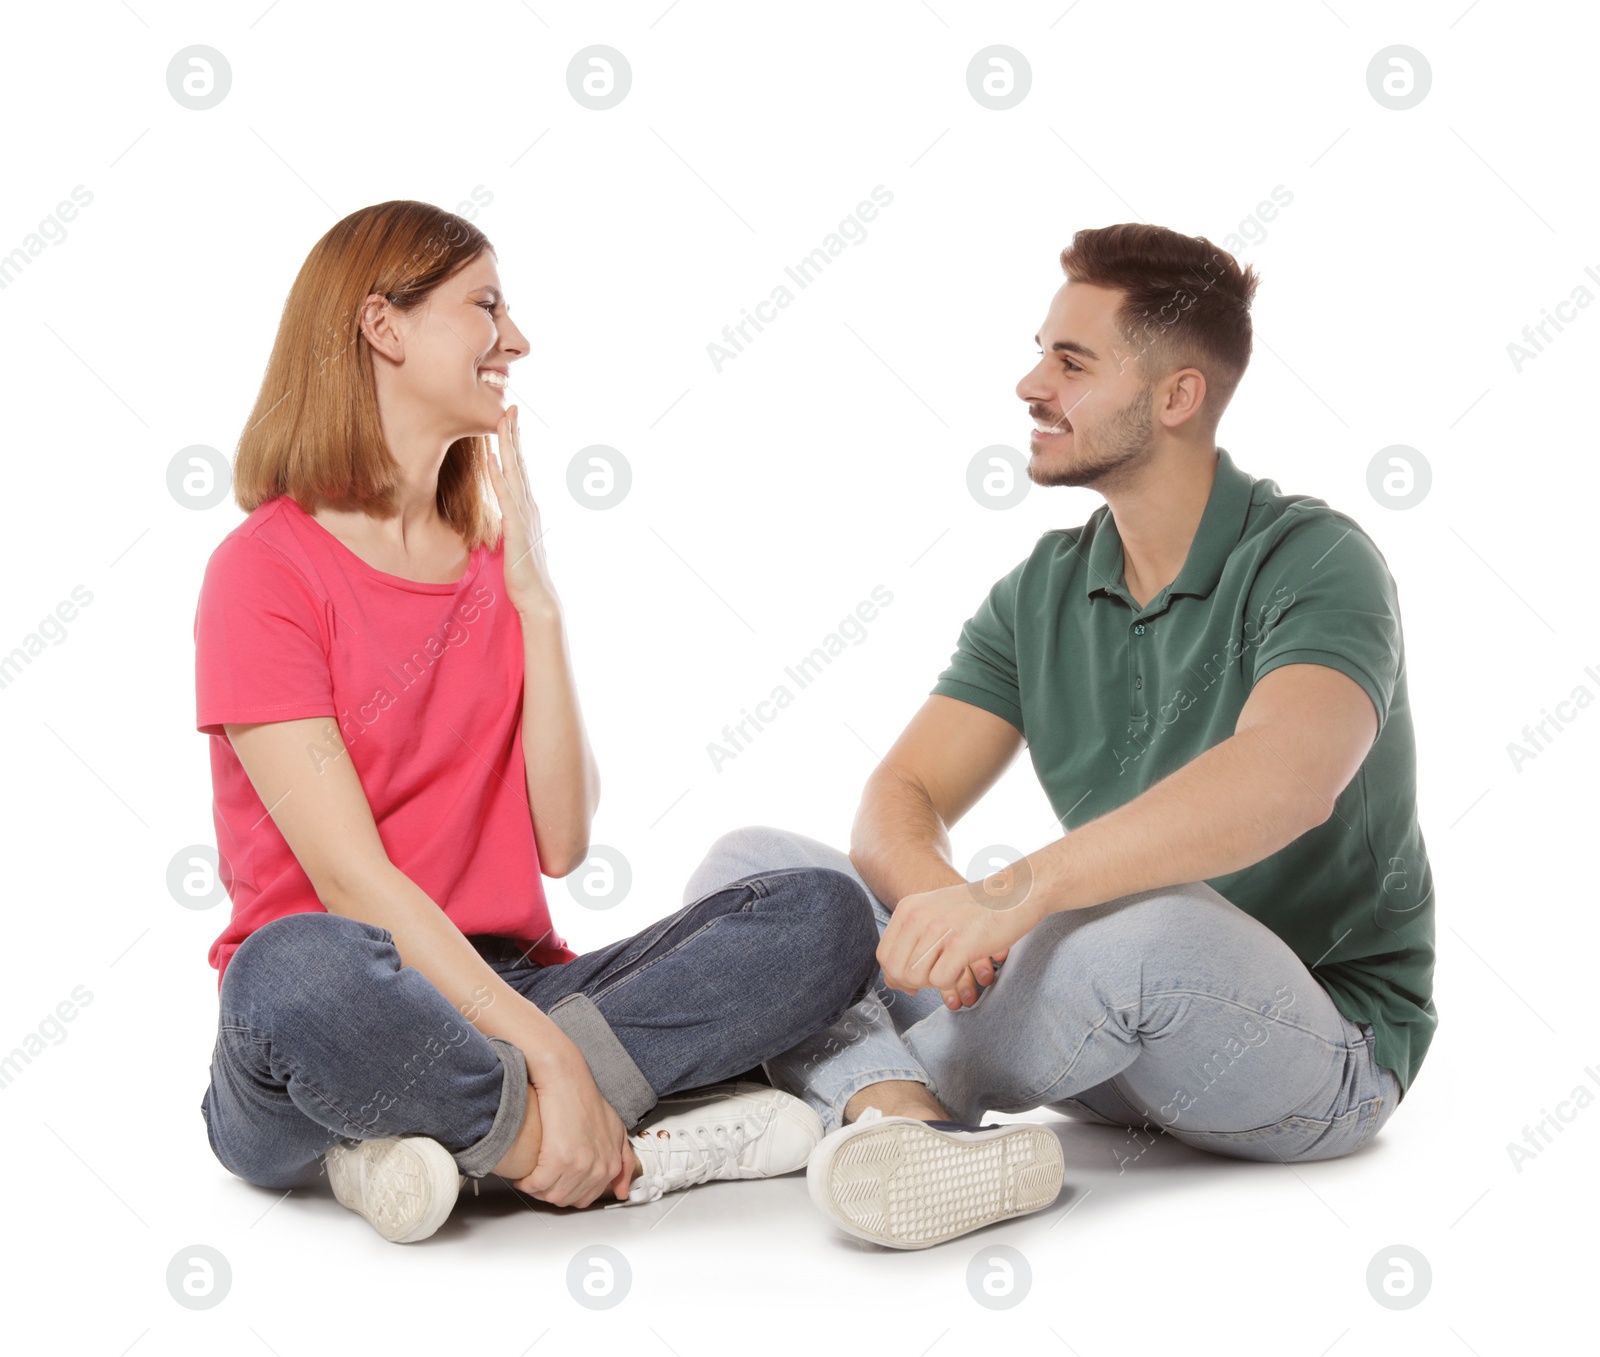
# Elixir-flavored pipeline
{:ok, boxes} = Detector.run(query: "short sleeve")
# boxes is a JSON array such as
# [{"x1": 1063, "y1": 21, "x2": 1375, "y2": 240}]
[
  {"x1": 929, "y1": 557, "x2": 1026, "y2": 734},
  {"x1": 1248, "y1": 514, "x2": 1402, "y2": 738},
  {"x1": 195, "y1": 535, "x2": 334, "y2": 737}
]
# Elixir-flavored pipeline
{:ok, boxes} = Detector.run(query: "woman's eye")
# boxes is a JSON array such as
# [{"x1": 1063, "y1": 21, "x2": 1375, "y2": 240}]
[{"x1": 478, "y1": 301, "x2": 497, "y2": 313}]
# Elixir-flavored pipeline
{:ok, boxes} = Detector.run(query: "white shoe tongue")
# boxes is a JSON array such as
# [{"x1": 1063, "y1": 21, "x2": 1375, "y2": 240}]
[
  {"x1": 666, "y1": 1147, "x2": 707, "y2": 1175},
  {"x1": 639, "y1": 1127, "x2": 744, "y2": 1185}
]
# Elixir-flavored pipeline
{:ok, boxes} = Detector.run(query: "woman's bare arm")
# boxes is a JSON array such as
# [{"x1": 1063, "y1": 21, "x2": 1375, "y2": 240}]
[{"x1": 513, "y1": 604, "x2": 601, "y2": 878}]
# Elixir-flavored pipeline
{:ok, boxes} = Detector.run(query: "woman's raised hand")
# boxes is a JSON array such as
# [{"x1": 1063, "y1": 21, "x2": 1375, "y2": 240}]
[{"x1": 486, "y1": 404, "x2": 558, "y2": 617}]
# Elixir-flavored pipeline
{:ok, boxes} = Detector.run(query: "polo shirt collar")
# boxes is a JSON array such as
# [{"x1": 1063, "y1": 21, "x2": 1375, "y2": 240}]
[{"x1": 1083, "y1": 446, "x2": 1255, "y2": 604}]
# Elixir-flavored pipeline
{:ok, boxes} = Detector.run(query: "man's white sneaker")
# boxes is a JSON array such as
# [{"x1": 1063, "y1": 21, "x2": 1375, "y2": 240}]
[
  {"x1": 608, "y1": 1081, "x2": 824, "y2": 1208},
  {"x1": 324, "y1": 1135, "x2": 464, "y2": 1243},
  {"x1": 806, "y1": 1107, "x2": 1065, "y2": 1249}
]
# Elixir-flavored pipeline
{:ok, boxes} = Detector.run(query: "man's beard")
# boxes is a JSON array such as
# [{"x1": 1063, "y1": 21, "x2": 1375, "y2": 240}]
[{"x1": 1030, "y1": 380, "x2": 1156, "y2": 489}]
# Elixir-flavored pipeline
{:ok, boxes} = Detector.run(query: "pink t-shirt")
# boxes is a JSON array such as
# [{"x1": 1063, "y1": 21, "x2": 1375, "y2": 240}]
[{"x1": 193, "y1": 493, "x2": 576, "y2": 988}]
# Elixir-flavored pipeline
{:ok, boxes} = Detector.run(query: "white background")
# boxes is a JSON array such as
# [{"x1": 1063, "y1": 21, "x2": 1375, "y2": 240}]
[{"x1": 0, "y1": 0, "x2": 1594, "y2": 1352}]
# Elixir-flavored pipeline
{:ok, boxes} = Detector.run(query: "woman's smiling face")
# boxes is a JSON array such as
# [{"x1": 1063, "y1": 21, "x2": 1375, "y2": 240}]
[{"x1": 384, "y1": 248, "x2": 529, "y2": 440}]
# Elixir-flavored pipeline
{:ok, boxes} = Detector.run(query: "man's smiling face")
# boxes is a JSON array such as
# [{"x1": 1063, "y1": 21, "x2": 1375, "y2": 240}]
[{"x1": 1017, "y1": 279, "x2": 1161, "y2": 490}]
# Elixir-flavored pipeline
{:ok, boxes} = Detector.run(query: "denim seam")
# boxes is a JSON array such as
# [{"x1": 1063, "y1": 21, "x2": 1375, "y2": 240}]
[
  {"x1": 216, "y1": 1018, "x2": 376, "y2": 1139},
  {"x1": 285, "y1": 1073, "x2": 380, "y2": 1143},
  {"x1": 216, "y1": 1026, "x2": 320, "y2": 1116},
  {"x1": 1176, "y1": 1078, "x2": 1388, "y2": 1146},
  {"x1": 971, "y1": 982, "x2": 1352, "y2": 1117},
  {"x1": 1192, "y1": 1097, "x2": 1374, "y2": 1145},
  {"x1": 1023, "y1": 1009, "x2": 1340, "y2": 1117},
  {"x1": 1352, "y1": 1087, "x2": 1389, "y2": 1150},
  {"x1": 1109, "y1": 989, "x2": 1355, "y2": 1052},
  {"x1": 1023, "y1": 1010, "x2": 1121, "y2": 1109},
  {"x1": 584, "y1": 890, "x2": 762, "y2": 1009}
]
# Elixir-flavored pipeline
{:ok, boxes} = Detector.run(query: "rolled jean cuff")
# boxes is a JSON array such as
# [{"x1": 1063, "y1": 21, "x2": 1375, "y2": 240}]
[
  {"x1": 546, "y1": 992, "x2": 658, "y2": 1130},
  {"x1": 822, "y1": 1065, "x2": 936, "y2": 1128},
  {"x1": 454, "y1": 1035, "x2": 528, "y2": 1179}
]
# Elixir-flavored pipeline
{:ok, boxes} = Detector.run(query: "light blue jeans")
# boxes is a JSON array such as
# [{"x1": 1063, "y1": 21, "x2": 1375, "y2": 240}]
[{"x1": 684, "y1": 826, "x2": 1404, "y2": 1164}]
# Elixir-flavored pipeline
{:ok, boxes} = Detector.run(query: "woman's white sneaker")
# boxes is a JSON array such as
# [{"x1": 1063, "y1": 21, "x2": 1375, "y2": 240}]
[
  {"x1": 806, "y1": 1107, "x2": 1065, "y2": 1249},
  {"x1": 609, "y1": 1081, "x2": 824, "y2": 1207},
  {"x1": 324, "y1": 1135, "x2": 464, "y2": 1243}
]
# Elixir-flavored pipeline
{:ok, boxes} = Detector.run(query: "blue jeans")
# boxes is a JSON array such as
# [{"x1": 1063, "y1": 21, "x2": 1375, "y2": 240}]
[
  {"x1": 684, "y1": 826, "x2": 1404, "y2": 1163},
  {"x1": 200, "y1": 867, "x2": 879, "y2": 1189}
]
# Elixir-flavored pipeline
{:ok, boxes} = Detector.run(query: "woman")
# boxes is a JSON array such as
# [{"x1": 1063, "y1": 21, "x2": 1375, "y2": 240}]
[{"x1": 193, "y1": 199, "x2": 880, "y2": 1243}]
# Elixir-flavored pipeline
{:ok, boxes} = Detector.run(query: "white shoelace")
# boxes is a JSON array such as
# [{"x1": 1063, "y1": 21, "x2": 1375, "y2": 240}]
[{"x1": 621, "y1": 1120, "x2": 751, "y2": 1205}]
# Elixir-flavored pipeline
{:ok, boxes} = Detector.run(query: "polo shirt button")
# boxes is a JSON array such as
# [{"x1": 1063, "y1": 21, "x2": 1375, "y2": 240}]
[
  {"x1": 1134, "y1": 624, "x2": 1146, "y2": 635},
  {"x1": 1135, "y1": 676, "x2": 1143, "y2": 689}
]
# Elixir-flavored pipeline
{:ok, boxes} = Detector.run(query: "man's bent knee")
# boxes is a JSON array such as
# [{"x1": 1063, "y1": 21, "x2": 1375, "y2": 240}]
[{"x1": 751, "y1": 867, "x2": 880, "y2": 1014}]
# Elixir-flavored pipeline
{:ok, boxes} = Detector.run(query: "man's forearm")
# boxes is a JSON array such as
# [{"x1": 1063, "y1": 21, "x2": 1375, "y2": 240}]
[
  {"x1": 1024, "y1": 728, "x2": 1326, "y2": 916},
  {"x1": 849, "y1": 769, "x2": 971, "y2": 909},
  {"x1": 326, "y1": 860, "x2": 584, "y2": 1079}
]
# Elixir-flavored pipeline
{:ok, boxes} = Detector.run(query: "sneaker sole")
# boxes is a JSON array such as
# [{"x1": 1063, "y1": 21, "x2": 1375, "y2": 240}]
[
  {"x1": 327, "y1": 1137, "x2": 462, "y2": 1244},
  {"x1": 808, "y1": 1119, "x2": 1065, "y2": 1249}
]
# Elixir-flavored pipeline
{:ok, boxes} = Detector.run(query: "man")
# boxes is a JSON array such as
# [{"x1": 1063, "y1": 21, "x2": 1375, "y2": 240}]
[{"x1": 685, "y1": 222, "x2": 1437, "y2": 1250}]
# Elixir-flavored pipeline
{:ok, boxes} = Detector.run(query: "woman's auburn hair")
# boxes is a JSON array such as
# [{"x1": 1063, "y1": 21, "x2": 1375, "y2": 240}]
[{"x1": 233, "y1": 199, "x2": 504, "y2": 551}]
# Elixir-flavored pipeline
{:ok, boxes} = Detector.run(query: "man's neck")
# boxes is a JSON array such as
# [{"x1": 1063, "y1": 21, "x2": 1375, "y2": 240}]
[{"x1": 1102, "y1": 443, "x2": 1219, "y2": 609}]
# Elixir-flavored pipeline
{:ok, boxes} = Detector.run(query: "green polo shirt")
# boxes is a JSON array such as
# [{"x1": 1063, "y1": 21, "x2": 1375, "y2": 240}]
[{"x1": 931, "y1": 446, "x2": 1436, "y2": 1094}]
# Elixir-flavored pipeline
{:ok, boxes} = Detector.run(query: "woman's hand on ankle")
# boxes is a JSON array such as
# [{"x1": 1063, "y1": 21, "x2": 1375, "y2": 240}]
[
  {"x1": 514, "y1": 1047, "x2": 630, "y2": 1209},
  {"x1": 608, "y1": 1142, "x2": 640, "y2": 1201}
]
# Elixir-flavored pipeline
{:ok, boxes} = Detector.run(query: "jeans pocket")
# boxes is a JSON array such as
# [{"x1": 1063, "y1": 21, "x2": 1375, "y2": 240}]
[
  {"x1": 1351, "y1": 1093, "x2": 1386, "y2": 1153},
  {"x1": 1356, "y1": 1072, "x2": 1403, "y2": 1152},
  {"x1": 1349, "y1": 1022, "x2": 1401, "y2": 1149}
]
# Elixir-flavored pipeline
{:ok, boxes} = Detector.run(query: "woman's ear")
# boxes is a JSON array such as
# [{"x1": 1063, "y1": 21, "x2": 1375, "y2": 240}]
[{"x1": 357, "y1": 292, "x2": 406, "y2": 363}]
